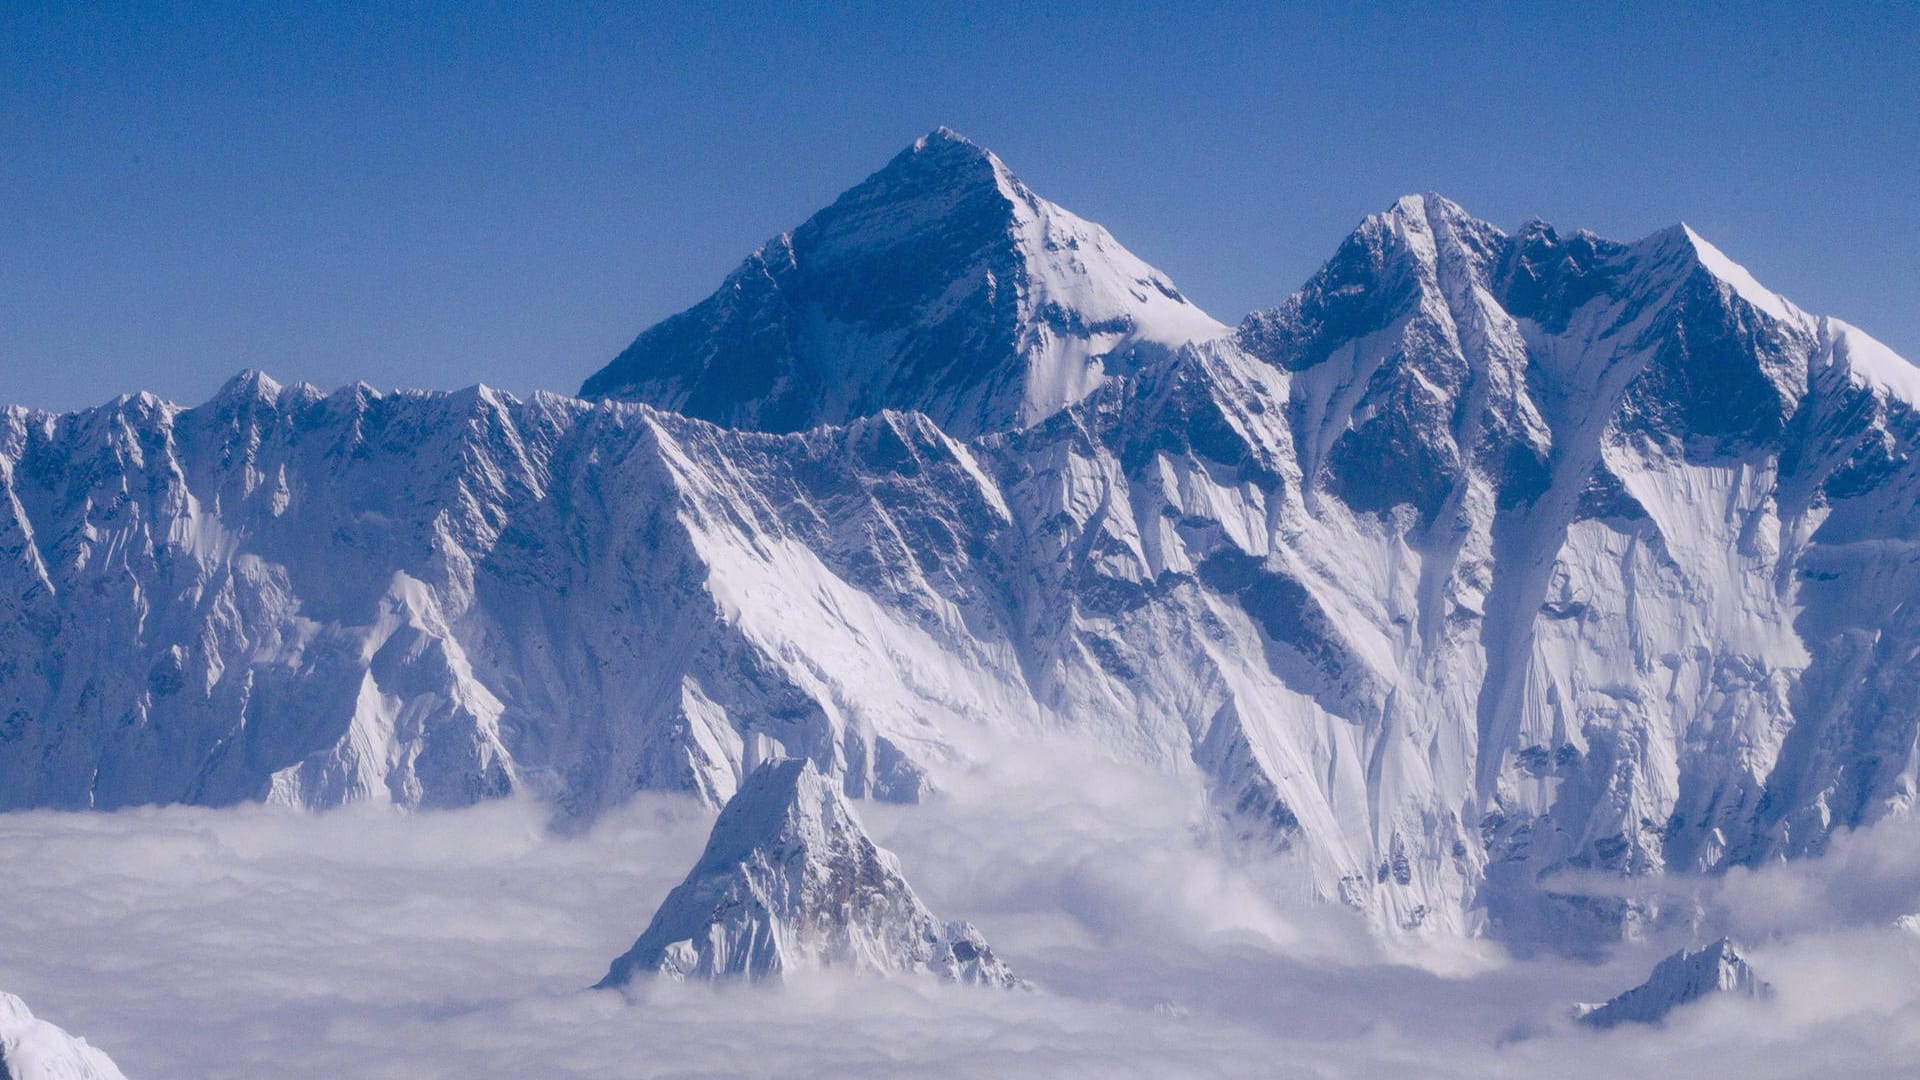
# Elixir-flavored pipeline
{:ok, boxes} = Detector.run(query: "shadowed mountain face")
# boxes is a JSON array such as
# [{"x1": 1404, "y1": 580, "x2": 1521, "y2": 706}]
[
  {"x1": 580, "y1": 128, "x2": 1223, "y2": 438},
  {"x1": 5, "y1": 136, "x2": 1920, "y2": 953}
]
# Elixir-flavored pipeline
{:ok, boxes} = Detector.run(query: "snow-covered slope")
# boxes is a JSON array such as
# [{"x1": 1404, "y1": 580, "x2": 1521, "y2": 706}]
[
  {"x1": 0, "y1": 993, "x2": 128, "y2": 1080},
  {"x1": 1206, "y1": 196, "x2": 1920, "y2": 942},
  {"x1": 5, "y1": 175, "x2": 1920, "y2": 950},
  {"x1": 580, "y1": 128, "x2": 1225, "y2": 437},
  {"x1": 1575, "y1": 938, "x2": 1770, "y2": 1028},
  {"x1": 0, "y1": 379, "x2": 1015, "y2": 813},
  {"x1": 598, "y1": 757, "x2": 1020, "y2": 987}
]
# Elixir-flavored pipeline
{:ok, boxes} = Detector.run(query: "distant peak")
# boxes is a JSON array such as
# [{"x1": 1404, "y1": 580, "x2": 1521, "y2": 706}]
[
  {"x1": 916, "y1": 125, "x2": 981, "y2": 151},
  {"x1": 1576, "y1": 937, "x2": 1772, "y2": 1029},
  {"x1": 1387, "y1": 192, "x2": 1430, "y2": 215},
  {"x1": 1383, "y1": 192, "x2": 1475, "y2": 225},
  {"x1": 214, "y1": 368, "x2": 285, "y2": 406},
  {"x1": 879, "y1": 126, "x2": 1002, "y2": 191}
]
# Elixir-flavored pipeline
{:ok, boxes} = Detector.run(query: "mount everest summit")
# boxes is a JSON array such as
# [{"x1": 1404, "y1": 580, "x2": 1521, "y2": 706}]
[
  {"x1": 4, "y1": 129, "x2": 1920, "y2": 950},
  {"x1": 581, "y1": 128, "x2": 1224, "y2": 437}
]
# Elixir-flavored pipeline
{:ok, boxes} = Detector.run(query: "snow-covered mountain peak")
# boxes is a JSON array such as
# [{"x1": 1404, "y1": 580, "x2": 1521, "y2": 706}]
[
  {"x1": 1361, "y1": 192, "x2": 1503, "y2": 262},
  {"x1": 213, "y1": 367, "x2": 286, "y2": 406},
  {"x1": 1576, "y1": 939, "x2": 1772, "y2": 1029},
  {"x1": 1822, "y1": 315, "x2": 1920, "y2": 404},
  {"x1": 913, "y1": 124, "x2": 979, "y2": 151},
  {"x1": 1382, "y1": 191, "x2": 1479, "y2": 230},
  {"x1": 579, "y1": 129, "x2": 1222, "y2": 437},
  {"x1": 906, "y1": 124, "x2": 1004, "y2": 170},
  {"x1": 598, "y1": 757, "x2": 1021, "y2": 988},
  {"x1": 837, "y1": 125, "x2": 1006, "y2": 222},
  {"x1": 1236, "y1": 192, "x2": 1512, "y2": 372},
  {"x1": 0, "y1": 993, "x2": 129, "y2": 1080},
  {"x1": 1237, "y1": 194, "x2": 1895, "y2": 449},
  {"x1": 1673, "y1": 223, "x2": 1804, "y2": 326},
  {"x1": 681, "y1": 757, "x2": 841, "y2": 874}
]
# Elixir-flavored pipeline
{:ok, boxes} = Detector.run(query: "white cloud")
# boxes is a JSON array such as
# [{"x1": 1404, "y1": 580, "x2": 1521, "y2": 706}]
[
  {"x1": 1, "y1": 760, "x2": 1918, "y2": 1079},
  {"x1": 1709, "y1": 817, "x2": 1920, "y2": 937}
]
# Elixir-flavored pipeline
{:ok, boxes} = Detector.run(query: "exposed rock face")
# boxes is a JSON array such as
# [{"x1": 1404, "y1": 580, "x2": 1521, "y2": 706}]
[
  {"x1": 597, "y1": 758, "x2": 1021, "y2": 987},
  {"x1": 1575, "y1": 938, "x2": 1771, "y2": 1028},
  {"x1": 580, "y1": 127, "x2": 1224, "y2": 438},
  {"x1": 0, "y1": 993, "x2": 129, "y2": 1080}
]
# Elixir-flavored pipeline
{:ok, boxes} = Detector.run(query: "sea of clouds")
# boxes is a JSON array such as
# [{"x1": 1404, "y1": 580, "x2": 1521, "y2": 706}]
[{"x1": 2, "y1": 744, "x2": 1918, "y2": 1079}]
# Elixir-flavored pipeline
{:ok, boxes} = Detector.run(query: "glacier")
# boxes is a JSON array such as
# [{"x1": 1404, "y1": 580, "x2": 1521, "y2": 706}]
[{"x1": 5, "y1": 131, "x2": 1920, "y2": 950}]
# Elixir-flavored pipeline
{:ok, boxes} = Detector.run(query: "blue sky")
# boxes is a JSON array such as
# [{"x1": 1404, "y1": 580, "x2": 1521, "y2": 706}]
[{"x1": 3, "y1": 1, "x2": 1915, "y2": 412}]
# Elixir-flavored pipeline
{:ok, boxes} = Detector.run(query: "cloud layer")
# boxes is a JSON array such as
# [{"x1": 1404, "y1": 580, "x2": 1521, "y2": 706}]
[{"x1": 1, "y1": 752, "x2": 1917, "y2": 1079}]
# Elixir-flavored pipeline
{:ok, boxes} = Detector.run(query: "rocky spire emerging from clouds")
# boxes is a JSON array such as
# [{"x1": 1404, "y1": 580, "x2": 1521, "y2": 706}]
[
  {"x1": 1575, "y1": 939, "x2": 1771, "y2": 1029},
  {"x1": 597, "y1": 757, "x2": 1022, "y2": 988}
]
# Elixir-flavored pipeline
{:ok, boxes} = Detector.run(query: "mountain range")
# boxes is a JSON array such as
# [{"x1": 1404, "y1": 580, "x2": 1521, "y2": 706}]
[{"x1": 4, "y1": 129, "x2": 1918, "y2": 948}]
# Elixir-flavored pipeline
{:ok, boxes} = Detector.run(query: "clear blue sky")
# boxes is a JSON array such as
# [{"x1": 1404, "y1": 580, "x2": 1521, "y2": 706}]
[{"x1": 3, "y1": 1, "x2": 1916, "y2": 413}]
